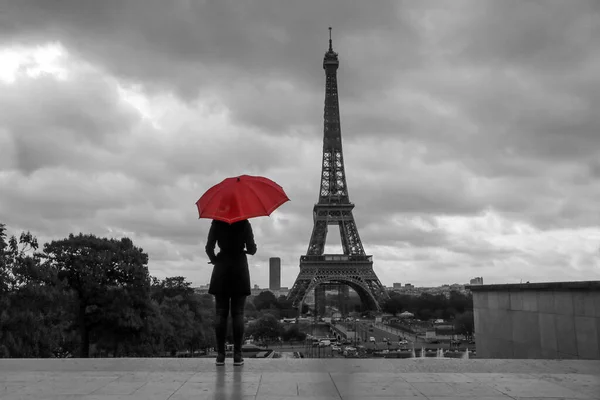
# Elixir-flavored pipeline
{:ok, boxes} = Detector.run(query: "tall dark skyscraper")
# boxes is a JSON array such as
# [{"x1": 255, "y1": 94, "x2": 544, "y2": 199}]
[{"x1": 269, "y1": 257, "x2": 281, "y2": 290}]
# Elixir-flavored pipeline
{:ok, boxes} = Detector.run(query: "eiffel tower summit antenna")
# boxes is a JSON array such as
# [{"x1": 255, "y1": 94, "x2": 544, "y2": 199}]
[{"x1": 287, "y1": 28, "x2": 389, "y2": 315}]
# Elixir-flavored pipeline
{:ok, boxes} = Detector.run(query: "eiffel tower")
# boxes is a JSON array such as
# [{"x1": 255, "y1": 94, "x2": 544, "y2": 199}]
[{"x1": 288, "y1": 28, "x2": 389, "y2": 314}]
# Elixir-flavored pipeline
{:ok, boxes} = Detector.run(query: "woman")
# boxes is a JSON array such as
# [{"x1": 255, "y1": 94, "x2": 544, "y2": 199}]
[{"x1": 205, "y1": 218, "x2": 257, "y2": 366}]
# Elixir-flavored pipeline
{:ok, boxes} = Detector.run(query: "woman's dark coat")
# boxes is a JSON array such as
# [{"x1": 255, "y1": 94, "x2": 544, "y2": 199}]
[{"x1": 205, "y1": 219, "x2": 257, "y2": 296}]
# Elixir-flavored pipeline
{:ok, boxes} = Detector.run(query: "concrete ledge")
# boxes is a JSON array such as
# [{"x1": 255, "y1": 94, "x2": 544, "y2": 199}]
[
  {"x1": 467, "y1": 280, "x2": 600, "y2": 291},
  {"x1": 1, "y1": 358, "x2": 599, "y2": 374}
]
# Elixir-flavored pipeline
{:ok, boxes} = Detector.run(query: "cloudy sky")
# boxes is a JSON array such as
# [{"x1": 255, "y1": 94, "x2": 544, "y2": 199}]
[{"x1": 1, "y1": 0, "x2": 599, "y2": 289}]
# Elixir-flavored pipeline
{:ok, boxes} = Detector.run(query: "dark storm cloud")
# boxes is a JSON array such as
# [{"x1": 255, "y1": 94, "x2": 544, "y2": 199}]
[
  {"x1": 426, "y1": 70, "x2": 600, "y2": 166},
  {"x1": 2, "y1": 0, "x2": 598, "y2": 156},
  {"x1": 0, "y1": 0, "x2": 412, "y2": 95},
  {"x1": 448, "y1": 0, "x2": 599, "y2": 73},
  {"x1": 410, "y1": 0, "x2": 600, "y2": 171},
  {"x1": 0, "y1": 0, "x2": 430, "y2": 144},
  {"x1": 0, "y1": 70, "x2": 138, "y2": 174}
]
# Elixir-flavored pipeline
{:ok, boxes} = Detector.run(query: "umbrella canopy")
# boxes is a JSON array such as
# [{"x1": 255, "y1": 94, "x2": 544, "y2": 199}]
[
  {"x1": 196, "y1": 175, "x2": 290, "y2": 224},
  {"x1": 399, "y1": 311, "x2": 414, "y2": 319}
]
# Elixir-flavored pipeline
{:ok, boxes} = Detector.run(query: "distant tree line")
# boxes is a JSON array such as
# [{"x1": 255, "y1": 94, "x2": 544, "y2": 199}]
[
  {"x1": 242, "y1": 292, "x2": 309, "y2": 346},
  {"x1": 382, "y1": 290, "x2": 474, "y2": 337},
  {"x1": 244, "y1": 313, "x2": 307, "y2": 347},
  {"x1": 382, "y1": 290, "x2": 473, "y2": 320},
  {"x1": 247, "y1": 290, "x2": 298, "y2": 319}
]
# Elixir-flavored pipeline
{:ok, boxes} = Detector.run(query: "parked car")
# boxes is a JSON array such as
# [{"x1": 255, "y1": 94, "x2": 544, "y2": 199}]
[
  {"x1": 398, "y1": 340, "x2": 408, "y2": 345},
  {"x1": 369, "y1": 337, "x2": 376, "y2": 343},
  {"x1": 331, "y1": 345, "x2": 341, "y2": 352},
  {"x1": 343, "y1": 346, "x2": 357, "y2": 356}
]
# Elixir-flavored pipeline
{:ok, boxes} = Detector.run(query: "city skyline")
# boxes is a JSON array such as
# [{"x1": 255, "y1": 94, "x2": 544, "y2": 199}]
[
  {"x1": 195, "y1": 278, "x2": 473, "y2": 291},
  {"x1": 1, "y1": 1, "x2": 599, "y2": 289}
]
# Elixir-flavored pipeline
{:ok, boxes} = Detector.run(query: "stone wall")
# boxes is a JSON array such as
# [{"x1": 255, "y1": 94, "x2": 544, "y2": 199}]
[{"x1": 468, "y1": 281, "x2": 600, "y2": 359}]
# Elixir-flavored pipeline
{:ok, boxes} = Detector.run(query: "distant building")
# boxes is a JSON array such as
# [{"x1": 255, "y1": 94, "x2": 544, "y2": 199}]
[
  {"x1": 269, "y1": 257, "x2": 281, "y2": 290},
  {"x1": 470, "y1": 277, "x2": 483, "y2": 285},
  {"x1": 393, "y1": 282, "x2": 402, "y2": 289},
  {"x1": 405, "y1": 283, "x2": 414, "y2": 289}
]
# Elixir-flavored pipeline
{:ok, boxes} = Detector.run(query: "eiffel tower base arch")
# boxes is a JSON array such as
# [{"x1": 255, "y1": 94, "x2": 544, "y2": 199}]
[
  {"x1": 288, "y1": 256, "x2": 389, "y2": 315},
  {"x1": 302, "y1": 277, "x2": 380, "y2": 314}
]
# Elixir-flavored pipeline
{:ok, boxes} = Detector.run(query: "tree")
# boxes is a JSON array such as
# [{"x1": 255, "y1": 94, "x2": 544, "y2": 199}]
[
  {"x1": 454, "y1": 311, "x2": 474, "y2": 339},
  {"x1": 152, "y1": 276, "x2": 194, "y2": 304},
  {"x1": 147, "y1": 276, "x2": 213, "y2": 356},
  {"x1": 418, "y1": 308, "x2": 433, "y2": 321},
  {"x1": 42, "y1": 234, "x2": 150, "y2": 358},
  {"x1": 0, "y1": 282, "x2": 74, "y2": 358},
  {"x1": 197, "y1": 294, "x2": 214, "y2": 311},
  {"x1": 276, "y1": 296, "x2": 296, "y2": 318},
  {"x1": 244, "y1": 299, "x2": 258, "y2": 319},
  {"x1": 0, "y1": 223, "x2": 11, "y2": 293},
  {"x1": 0, "y1": 225, "x2": 73, "y2": 358},
  {"x1": 449, "y1": 291, "x2": 472, "y2": 314},
  {"x1": 1, "y1": 227, "x2": 47, "y2": 292},
  {"x1": 253, "y1": 291, "x2": 278, "y2": 311},
  {"x1": 266, "y1": 304, "x2": 281, "y2": 320},
  {"x1": 87, "y1": 283, "x2": 153, "y2": 357},
  {"x1": 382, "y1": 295, "x2": 404, "y2": 316},
  {"x1": 281, "y1": 324, "x2": 306, "y2": 342},
  {"x1": 159, "y1": 296, "x2": 195, "y2": 355},
  {"x1": 246, "y1": 313, "x2": 281, "y2": 346}
]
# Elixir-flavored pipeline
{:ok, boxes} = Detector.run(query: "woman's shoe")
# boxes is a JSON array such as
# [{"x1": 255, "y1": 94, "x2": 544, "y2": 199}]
[
  {"x1": 233, "y1": 352, "x2": 244, "y2": 366},
  {"x1": 215, "y1": 353, "x2": 225, "y2": 366}
]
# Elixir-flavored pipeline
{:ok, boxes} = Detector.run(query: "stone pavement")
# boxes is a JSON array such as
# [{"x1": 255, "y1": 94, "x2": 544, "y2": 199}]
[{"x1": 1, "y1": 358, "x2": 599, "y2": 400}]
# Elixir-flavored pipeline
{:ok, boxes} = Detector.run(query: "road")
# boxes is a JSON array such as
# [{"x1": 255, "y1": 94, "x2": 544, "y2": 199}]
[
  {"x1": 331, "y1": 321, "x2": 405, "y2": 349},
  {"x1": 333, "y1": 321, "x2": 475, "y2": 351}
]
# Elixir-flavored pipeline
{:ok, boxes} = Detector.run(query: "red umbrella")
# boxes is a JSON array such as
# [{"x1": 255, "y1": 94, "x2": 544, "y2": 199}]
[{"x1": 196, "y1": 175, "x2": 290, "y2": 224}]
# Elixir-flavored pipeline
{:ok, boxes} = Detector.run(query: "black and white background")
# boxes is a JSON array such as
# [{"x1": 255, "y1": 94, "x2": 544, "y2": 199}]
[{"x1": 0, "y1": 0, "x2": 599, "y2": 288}]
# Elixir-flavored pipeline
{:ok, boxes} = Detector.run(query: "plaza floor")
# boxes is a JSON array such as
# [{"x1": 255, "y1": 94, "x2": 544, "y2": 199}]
[{"x1": 1, "y1": 357, "x2": 599, "y2": 400}]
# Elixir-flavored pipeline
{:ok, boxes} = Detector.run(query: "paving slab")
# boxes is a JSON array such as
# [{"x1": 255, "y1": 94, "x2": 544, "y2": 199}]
[{"x1": 0, "y1": 358, "x2": 598, "y2": 400}]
